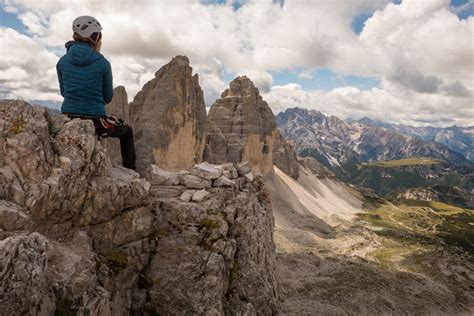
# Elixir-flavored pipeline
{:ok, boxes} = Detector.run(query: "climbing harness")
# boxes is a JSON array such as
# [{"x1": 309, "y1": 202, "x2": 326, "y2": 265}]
[{"x1": 64, "y1": 113, "x2": 127, "y2": 139}]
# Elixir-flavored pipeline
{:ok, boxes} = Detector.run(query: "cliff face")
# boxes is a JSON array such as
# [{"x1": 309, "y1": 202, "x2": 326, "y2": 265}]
[
  {"x1": 106, "y1": 86, "x2": 130, "y2": 166},
  {"x1": 0, "y1": 100, "x2": 278, "y2": 315},
  {"x1": 204, "y1": 76, "x2": 277, "y2": 176},
  {"x1": 130, "y1": 56, "x2": 207, "y2": 173},
  {"x1": 272, "y1": 130, "x2": 299, "y2": 179},
  {"x1": 204, "y1": 76, "x2": 299, "y2": 179}
]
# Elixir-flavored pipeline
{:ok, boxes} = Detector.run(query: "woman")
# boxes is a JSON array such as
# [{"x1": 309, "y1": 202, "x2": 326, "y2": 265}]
[{"x1": 56, "y1": 15, "x2": 136, "y2": 170}]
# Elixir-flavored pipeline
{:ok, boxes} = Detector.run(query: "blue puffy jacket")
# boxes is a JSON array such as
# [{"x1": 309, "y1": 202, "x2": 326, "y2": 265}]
[{"x1": 56, "y1": 41, "x2": 113, "y2": 116}]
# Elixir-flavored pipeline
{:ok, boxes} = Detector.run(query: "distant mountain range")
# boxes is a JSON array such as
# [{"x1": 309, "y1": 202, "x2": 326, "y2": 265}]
[
  {"x1": 276, "y1": 107, "x2": 472, "y2": 169},
  {"x1": 276, "y1": 107, "x2": 473, "y2": 206},
  {"x1": 349, "y1": 117, "x2": 474, "y2": 162}
]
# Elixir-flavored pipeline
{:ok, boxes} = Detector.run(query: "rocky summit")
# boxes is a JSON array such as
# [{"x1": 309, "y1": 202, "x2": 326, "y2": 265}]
[
  {"x1": 0, "y1": 99, "x2": 278, "y2": 315},
  {"x1": 204, "y1": 76, "x2": 299, "y2": 178},
  {"x1": 129, "y1": 56, "x2": 207, "y2": 174}
]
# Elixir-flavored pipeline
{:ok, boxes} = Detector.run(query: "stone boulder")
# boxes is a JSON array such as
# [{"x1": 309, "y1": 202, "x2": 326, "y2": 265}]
[
  {"x1": 204, "y1": 76, "x2": 278, "y2": 176},
  {"x1": 130, "y1": 56, "x2": 207, "y2": 174}
]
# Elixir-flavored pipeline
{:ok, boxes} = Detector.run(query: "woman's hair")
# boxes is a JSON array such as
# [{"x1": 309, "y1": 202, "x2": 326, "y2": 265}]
[{"x1": 73, "y1": 32, "x2": 102, "y2": 48}]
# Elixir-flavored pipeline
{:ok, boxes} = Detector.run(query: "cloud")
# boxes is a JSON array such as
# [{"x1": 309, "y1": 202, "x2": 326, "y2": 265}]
[
  {"x1": 360, "y1": 0, "x2": 473, "y2": 91},
  {"x1": 0, "y1": 27, "x2": 60, "y2": 101},
  {"x1": 263, "y1": 83, "x2": 474, "y2": 127},
  {"x1": 297, "y1": 70, "x2": 313, "y2": 80}
]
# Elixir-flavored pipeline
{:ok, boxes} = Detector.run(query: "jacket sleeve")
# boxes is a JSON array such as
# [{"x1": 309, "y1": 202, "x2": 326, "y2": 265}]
[
  {"x1": 56, "y1": 62, "x2": 64, "y2": 97},
  {"x1": 103, "y1": 60, "x2": 114, "y2": 103}
]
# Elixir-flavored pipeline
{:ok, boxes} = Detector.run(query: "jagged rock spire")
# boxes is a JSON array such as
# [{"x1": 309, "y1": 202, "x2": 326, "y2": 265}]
[
  {"x1": 204, "y1": 76, "x2": 299, "y2": 178},
  {"x1": 129, "y1": 55, "x2": 207, "y2": 174},
  {"x1": 204, "y1": 76, "x2": 277, "y2": 176}
]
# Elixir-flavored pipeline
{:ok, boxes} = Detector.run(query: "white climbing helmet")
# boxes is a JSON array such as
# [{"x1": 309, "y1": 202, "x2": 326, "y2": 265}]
[{"x1": 72, "y1": 15, "x2": 102, "y2": 39}]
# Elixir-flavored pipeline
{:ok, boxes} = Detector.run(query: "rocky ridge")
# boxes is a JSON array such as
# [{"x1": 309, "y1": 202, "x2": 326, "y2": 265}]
[{"x1": 0, "y1": 100, "x2": 278, "y2": 315}]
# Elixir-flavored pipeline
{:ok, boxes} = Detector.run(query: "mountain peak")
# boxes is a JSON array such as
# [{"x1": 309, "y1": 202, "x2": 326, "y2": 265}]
[{"x1": 223, "y1": 75, "x2": 259, "y2": 98}]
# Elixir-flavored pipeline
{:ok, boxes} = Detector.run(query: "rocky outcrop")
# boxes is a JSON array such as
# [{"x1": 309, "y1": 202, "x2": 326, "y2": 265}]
[
  {"x1": 130, "y1": 56, "x2": 207, "y2": 174},
  {"x1": 397, "y1": 188, "x2": 439, "y2": 202},
  {"x1": 144, "y1": 161, "x2": 278, "y2": 314},
  {"x1": 273, "y1": 130, "x2": 299, "y2": 179},
  {"x1": 204, "y1": 76, "x2": 278, "y2": 176},
  {"x1": 0, "y1": 100, "x2": 278, "y2": 315},
  {"x1": 106, "y1": 86, "x2": 130, "y2": 166},
  {"x1": 396, "y1": 186, "x2": 474, "y2": 208}
]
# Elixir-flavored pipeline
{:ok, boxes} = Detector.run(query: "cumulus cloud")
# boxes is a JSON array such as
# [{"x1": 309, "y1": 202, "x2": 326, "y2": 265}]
[
  {"x1": 360, "y1": 0, "x2": 473, "y2": 91},
  {"x1": 263, "y1": 83, "x2": 474, "y2": 127},
  {"x1": 0, "y1": 0, "x2": 472, "y2": 126},
  {"x1": 0, "y1": 27, "x2": 60, "y2": 101}
]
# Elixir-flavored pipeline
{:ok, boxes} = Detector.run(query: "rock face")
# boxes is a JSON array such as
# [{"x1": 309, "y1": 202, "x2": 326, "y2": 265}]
[
  {"x1": 106, "y1": 86, "x2": 130, "y2": 166},
  {"x1": 273, "y1": 130, "x2": 299, "y2": 179},
  {"x1": 107, "y1": 86, "x2": 130, "y2": 122},
  {"x1": 204, "y1": 76, "x2": 278, "y2": 176},
  {"x1": 397, "y1": 188, "x2": 439, "y2": 202},
  {"x1": 0, "y1": 100, "x2": 279, "y2": 315},
  {"x1": 130, "y1": 56, "x2": 207, "y2": 174},
  {"x1": 144, "y1": 164, "x2": 279, "y2": 314}
]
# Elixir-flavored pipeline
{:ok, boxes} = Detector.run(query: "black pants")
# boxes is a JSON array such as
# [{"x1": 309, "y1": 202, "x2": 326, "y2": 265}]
[{"x1": 64, "y1": 113, "x2": 136, "y2": 170}]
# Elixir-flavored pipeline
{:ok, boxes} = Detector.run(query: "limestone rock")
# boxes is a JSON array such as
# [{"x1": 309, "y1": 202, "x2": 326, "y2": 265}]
[
  {"x1": 149, "y1": 185, "x2": 186, "y2": 198},
  {"x1": 192, "y1": 189, "x2": 210, "y2": 202},
  {"x1": 182, "y1": 174, "x2": 212, "y2": 189},
  {"x1": 0, "y1": 100, "x2": 279, "y2": 315},
  {"x1": 219, "y1": 162, "x2": 239, "y2": 179},
  {"x1": 179, "y1": 189, "x2": 196, "y2": 202},
  {"x1": 236, "y1": 161, "x2": 252, "y2": 175},
  {"x1": 0, "y1": 232, "x2": 111, "y2": 316},
  {"x1": 0, "y1": 99, "x2": 150, "y2": 236},
  {"x1": 144, "y1": 178, "x2": 279, "y2": 315},
  {"x1": 130, "y1": 56, "x2": 207, "y2": 174},
  {"x1": 273, "y1": 129, "x2": 300, "y2": 179},
  {"x1": 0, "y1": 200, "x2": 31, "y2": 231},
  {"x1": 244, "y1": 172, "x2": 255, "y2": 182},
  {"x1": 213, "y1": 175, "x2": 235, "y2": 187},
  {"x1": 204, "y1": 76, "x2": 278, "y2": 176},
  {"x1": 397, "y1": 188, "x2": 439, "y2": 202},
  {"x1": 146, "y1": 164, "x2": 180, "y2": 185},
  {"x1": 191, "y1": 162, "x2": 222, "y2": 180},
  {"x1": 106, "y1": 86, "x2": 130, "y2": 166}
]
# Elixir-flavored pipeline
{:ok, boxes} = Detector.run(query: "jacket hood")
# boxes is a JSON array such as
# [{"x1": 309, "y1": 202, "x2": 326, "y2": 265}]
[{"x1": 65, "y1": 41, "x2": 103, "y2": 66}]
